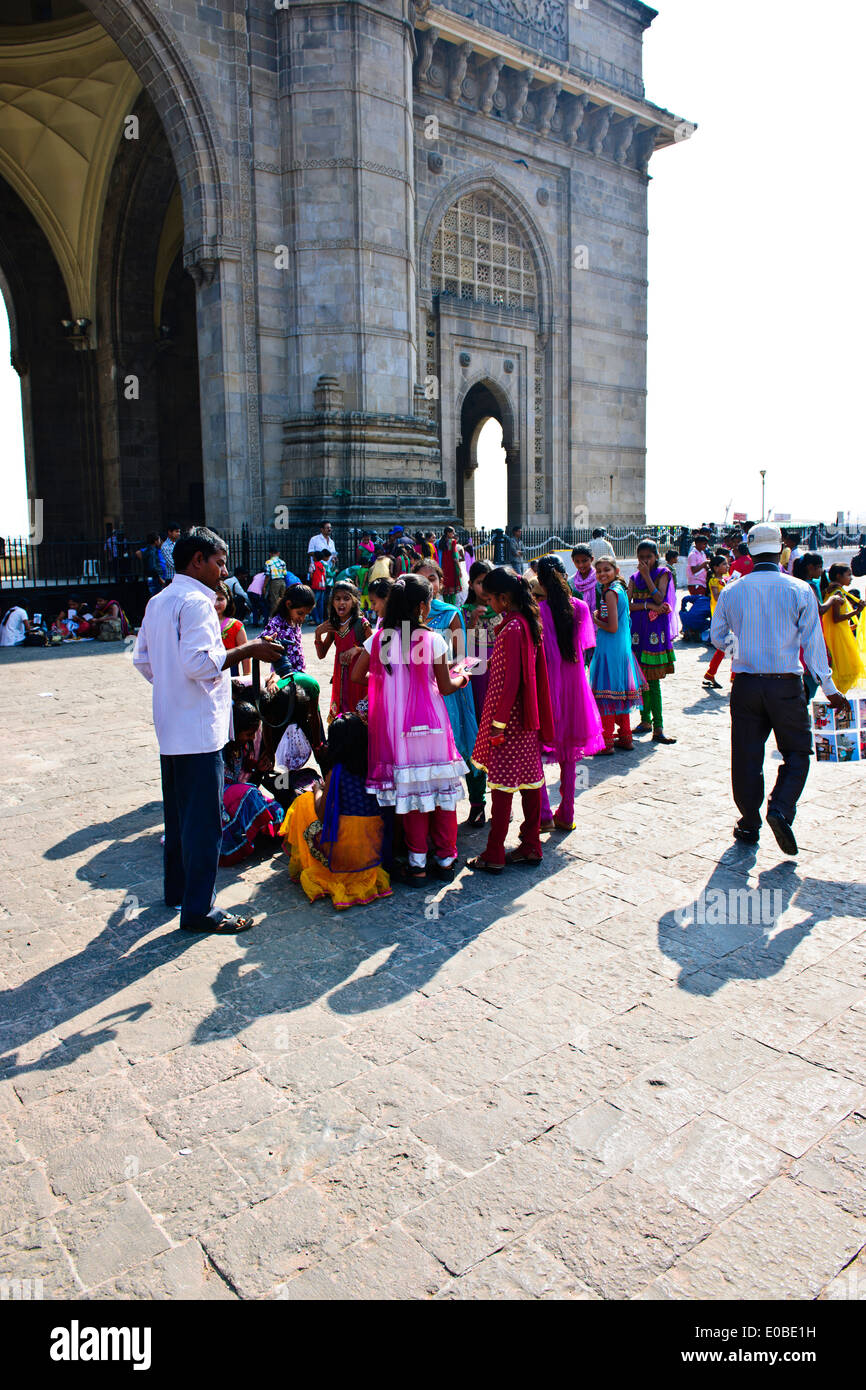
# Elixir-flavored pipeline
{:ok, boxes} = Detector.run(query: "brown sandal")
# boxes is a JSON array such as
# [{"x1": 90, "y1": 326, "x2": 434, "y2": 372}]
[
  {"x1": 504, "y1": 848, "x2": 542, "y2": 867},
  {"x1": 466, "y1": 857, "x2": 504, "y2": 875}
]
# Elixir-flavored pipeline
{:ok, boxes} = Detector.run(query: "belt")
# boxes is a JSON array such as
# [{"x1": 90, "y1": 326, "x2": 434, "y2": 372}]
[{"x1": 742, "y1": 673, "x2": 802, "y2": 680}]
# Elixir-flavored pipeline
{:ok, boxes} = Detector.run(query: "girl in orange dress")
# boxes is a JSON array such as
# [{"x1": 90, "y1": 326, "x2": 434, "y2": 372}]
[{"x1": 215, "y1": 583, "x2": 250, "y2": 675}]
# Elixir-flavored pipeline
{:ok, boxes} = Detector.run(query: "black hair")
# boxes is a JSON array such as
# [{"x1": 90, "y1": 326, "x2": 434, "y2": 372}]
[
  {"x1": 665, "y1": 549, "x2": 678, "y2": 563},
  {"x1": 483, "y1": 566, "x2": 542, "y2": 646},
  {"x1": 536, "y1": 555, "x2": 577, "y2": 663},
  {"x1": 172, "y1": 525, "x2": 227, "y2": 572},
  {"x1": 278, "y1": 583, "x2": 315, "y2": 616},
  {"x1": 793, "y1": 553, "x2": 825, "y2": 590},
  {"x1": 380, "y1": 574, "x2": 431, "y2": 673},
  {"x1": 316, "y1": 549, "x2": 331, "y2": 560},
  {"x1": 233, "y1": 702, "x2": 260, "y2": 738},
  {"x1": 412, "y1": 557, "x2": 444, "y2": 585},
  {"x1": 368, "y1": 576, "x2": 393, "y2": 601},
  {"x1": 828, "y1": 563, "x2": 851, "y2": 586},
  {"x1": 572, "y1": 545, "x2": 593, "y2": 561},
  {"x1": 324, "y1": 713, "x2": 369, "y2": 780},
  {"x1": 327, "y1": 580, "x2": 361, "y2": 627},
  {"x1": 215, "y1": 582, "x2": 235, "y2": 618},
  {"x1": 708, "y1": 553, "x2": 728, "y2": 578},
  {"x1": 468, "y1": 558, "x2": 493, "y2": 586},
  {"x1": 737, "y1": 542, "x2": 749, "y2": 556},
  {"x1": 637, "y1": 538, "x2": 660, "y2": 559},
  {"x1": 591, "y1": 528, "x2": 604, "y2": 538}
]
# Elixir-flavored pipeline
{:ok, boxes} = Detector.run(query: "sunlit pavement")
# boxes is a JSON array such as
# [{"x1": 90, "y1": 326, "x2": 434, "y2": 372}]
[{"x1": 0, "y1": 632, "x2": 864, "y2": 1300}]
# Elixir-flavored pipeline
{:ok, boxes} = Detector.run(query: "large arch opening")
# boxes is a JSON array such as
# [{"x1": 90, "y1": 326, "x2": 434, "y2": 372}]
[
  {"x1": 0, "y1": 4, "x2": 203, "y2": 541},
  {"x1": 458, "y1": 379, "x2": 519, "y2": 529}
]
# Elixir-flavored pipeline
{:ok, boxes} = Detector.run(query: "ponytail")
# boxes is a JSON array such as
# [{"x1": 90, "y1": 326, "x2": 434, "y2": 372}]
[
  {"x1": 483, "y1": 566, "x2": 542, "y2": 646},
  {"x1": 379, "y1": 573, "x2": 431, "y2": 674},
  {"x1": 536, "y1": 555, "x2": 577, "y2": 663}
]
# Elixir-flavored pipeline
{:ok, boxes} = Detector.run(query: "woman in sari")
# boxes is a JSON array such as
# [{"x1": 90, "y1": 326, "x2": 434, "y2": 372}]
[
  {"x1": 280, "y1": 713, "x2": 392, "y2": 909},
  {"x1": 822, "y1": 563, "x2": 866, "y2": 694}
]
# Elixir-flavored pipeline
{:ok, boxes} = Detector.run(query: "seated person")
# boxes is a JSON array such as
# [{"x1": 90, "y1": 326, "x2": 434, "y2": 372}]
[
  {"x1": 0, "y1": 605, "x2": 45, "y2": 647},
  {"x1": 220, "y1": 703, "x2": 284, "y2": 865},
  {"x1": 89, "y1": 596, "x2": 130, "y2": 637},
  {"x1": 279, "y1": 712, "x2": 392, "y2": 910}
]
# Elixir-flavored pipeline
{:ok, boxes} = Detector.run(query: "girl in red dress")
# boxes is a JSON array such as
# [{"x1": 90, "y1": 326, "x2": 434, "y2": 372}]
[
  {"x1": 468, "y1": 567, "x2": 555, "y2": 873},
  {"x1": 315, "y1": 581, "x2": 371, "y2": 721}
]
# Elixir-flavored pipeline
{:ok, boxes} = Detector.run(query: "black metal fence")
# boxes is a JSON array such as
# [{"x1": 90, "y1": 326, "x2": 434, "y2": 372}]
[{"x1": 2, "y1": 522, "x2": 864, "y2": 592}]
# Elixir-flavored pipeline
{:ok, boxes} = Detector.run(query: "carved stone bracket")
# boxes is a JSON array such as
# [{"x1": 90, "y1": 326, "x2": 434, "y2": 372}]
[
  {"x1": 448, "y1": 43, "x2": 472, "y2": 103},
  {"x1": 186, "y1": 259, "x2": 218, "y2": 288},
  {"x1": 635, "y1": 123, "x2": 660, "y2": 174},
  {"x1": 612, "y1": 115, "x2": 638, "y2": 164},
  {"x1": 537, "y1": 82, "x2": 561, "y2": 137},
  {"x1": 586, "y1": 104, "x2": 615, "y2": 157},
  {"x1": 563, "y1": 92, "x2": 589, "y2": 146},
  {"x1": 479, "y1": 55, "x2": 504, "y2": 115},
  {"x1": 417, "y1": 26, "x2": 438, "y2": 84},
  {"x1": 509, "y1": 69, "x2": 532, "y2": 124}
]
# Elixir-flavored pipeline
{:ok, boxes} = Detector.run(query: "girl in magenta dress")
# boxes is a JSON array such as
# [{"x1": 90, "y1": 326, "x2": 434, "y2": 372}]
[
  {"x1": 468, "y1": 568, "x2": 555, "y2": 873},
  {"x1": 536, "y1": 555, "x2": 606, "y2": 829},
  {"x1": 349, "y1": 573, "x2": 469, "y2": 886}
]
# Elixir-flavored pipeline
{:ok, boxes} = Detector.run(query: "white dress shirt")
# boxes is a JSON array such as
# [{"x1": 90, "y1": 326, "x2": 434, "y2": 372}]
[
  {"x1": 133, "y1": 575, "x2": 231, "y2": 754},
  {"x1": 307, "y1": 533, "x2": 337, "y2": 557},
  {"x1": 589, "y1": 537, "x2": 616, "y2": 561},
  {"x1": 710, "y1": 564, "x2": 838, "y2": 697}
]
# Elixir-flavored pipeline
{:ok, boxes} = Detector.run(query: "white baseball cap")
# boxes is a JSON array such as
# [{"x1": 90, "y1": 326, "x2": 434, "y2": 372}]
[{"x1": 747, "y1": 522, "x2": 783, "y2": 555}]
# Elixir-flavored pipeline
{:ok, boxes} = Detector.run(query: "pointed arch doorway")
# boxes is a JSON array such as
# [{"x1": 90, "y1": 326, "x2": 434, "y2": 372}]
[{"x1": 457, "y1": 379, "x2": 520, "y2": 529}]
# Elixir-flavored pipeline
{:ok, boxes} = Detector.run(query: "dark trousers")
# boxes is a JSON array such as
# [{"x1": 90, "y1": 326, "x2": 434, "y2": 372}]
[
  {"x1": 730, "y1": 675, "x2": 812, "y2": 829},
  {"x1": 160, "y1": 751, "x2": 224, "y2": 927}
]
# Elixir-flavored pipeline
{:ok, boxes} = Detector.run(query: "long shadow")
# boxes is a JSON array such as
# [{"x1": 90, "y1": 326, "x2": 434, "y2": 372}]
[
  {"x1": 657, "y1": 849, "x2": 866, "y2": 994},
  {"x1": 0, "y1": 803, "x2": 200, "y2": 1082}
]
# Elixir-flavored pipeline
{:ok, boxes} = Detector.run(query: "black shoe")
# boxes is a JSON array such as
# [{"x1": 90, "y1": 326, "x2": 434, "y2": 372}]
[
  {"x1": 767, "y1": 810, "x2": 798, "y2": 856},
  {"x1": 462, "y1": 805, "x2": 485, "y2": 829},
  {"x1": 733, "y1": 826, "x2": 760, "y2": 845},
  {"x1": 430, "y1": 862, "x2": 456, "y2": 883}
]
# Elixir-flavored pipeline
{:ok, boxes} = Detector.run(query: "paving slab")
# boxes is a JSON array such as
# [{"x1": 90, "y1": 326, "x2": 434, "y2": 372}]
[{"x1": 2, "y1": 636, "x2": 865, "y2": 1298}]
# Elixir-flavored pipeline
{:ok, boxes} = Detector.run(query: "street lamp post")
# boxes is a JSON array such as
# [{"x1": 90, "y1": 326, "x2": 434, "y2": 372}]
[{"x1": 759, "y1": 470, "x2": 767, "y2": 522}]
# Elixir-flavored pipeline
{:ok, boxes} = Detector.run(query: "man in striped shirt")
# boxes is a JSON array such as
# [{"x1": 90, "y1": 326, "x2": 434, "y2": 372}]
[{"x1": 710, "y1": 523, "x2": 848, "y2": 855}]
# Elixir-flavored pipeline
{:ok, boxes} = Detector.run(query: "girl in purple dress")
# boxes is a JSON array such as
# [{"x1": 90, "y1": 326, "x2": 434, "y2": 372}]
[
  {"x1": 627, "y1": 540, "x2": 678, "y2": 744},
  {"x1": 536, "y1": 556, "x2": 606, "y2": 829}
]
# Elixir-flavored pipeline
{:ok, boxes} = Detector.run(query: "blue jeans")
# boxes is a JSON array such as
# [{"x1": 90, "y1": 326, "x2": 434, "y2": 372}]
[
  {"x1": 313, "y1": 589, "x2": 327, "y2": 624},
  {"x1": 160, "y1": 751, "x2": 225, "y2": 928}
]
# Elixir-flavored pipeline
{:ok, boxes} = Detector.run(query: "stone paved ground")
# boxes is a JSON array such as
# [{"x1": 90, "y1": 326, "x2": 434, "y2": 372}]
[{"x1": 1, "y1": 629, "x2": 865, "y2": 1301}]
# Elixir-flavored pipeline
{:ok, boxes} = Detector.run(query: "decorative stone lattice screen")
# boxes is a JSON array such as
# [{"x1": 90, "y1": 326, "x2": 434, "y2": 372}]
[{"x1": 432, "y1": 193, "x2": 537, "y2": 311}]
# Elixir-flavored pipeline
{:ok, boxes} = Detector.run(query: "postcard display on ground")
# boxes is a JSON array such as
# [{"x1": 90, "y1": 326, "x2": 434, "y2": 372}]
[{"x1": 812, "y1": 697, "x2": 866, "y2": 763}]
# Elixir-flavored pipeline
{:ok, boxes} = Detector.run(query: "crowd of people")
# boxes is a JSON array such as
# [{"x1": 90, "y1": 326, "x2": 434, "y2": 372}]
[{"x1": 125, "y1": 517, "x2": 865, "y2": 933}]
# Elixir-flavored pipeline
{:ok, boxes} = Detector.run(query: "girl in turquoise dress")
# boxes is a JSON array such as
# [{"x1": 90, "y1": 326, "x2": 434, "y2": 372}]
[
  {"x1": 589, "y1": 557, "x2": 647, "y2": 754},
  {"x1": 413, "y1": 560, "x2": 482, "y2": 818}
]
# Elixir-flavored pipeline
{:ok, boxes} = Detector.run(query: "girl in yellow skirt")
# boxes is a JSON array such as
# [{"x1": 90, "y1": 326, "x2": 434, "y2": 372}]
[
  {"x1": 280, "y1": 713, "x2": 391, "y2": 910},
  {"x1": 822, "y1": 563, "x2": 866, "y2": 694}
]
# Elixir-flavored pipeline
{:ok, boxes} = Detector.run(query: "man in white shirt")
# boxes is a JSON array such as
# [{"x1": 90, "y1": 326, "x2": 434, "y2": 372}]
[
  {"x1": 133, "y1": 527, "x2": 283, "y2": 933},
  {"x1": 589, "y1": 528, "x2": 616, "y2": 562},
  {"x1": 710, "y1": 523, "x2": 848, "y2": 856},
  {"x1": 307, "y1": 520, "x2": 337, "y2": 573}
]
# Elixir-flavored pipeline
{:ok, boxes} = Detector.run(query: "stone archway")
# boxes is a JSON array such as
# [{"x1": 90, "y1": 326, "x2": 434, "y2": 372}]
[{"x1": 458, "y1": 378, "x2": 520, "y2": 528}]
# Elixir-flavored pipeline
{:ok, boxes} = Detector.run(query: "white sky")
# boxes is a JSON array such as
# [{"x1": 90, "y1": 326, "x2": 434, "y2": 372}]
[{"x1": 1, "y1": 0, "x2": 863, "y2": 535}]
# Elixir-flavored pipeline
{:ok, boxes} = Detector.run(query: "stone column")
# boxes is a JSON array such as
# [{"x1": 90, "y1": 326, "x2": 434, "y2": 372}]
[
  {"x1": 279, "y1": 0, "x2": 443, "y2": 523},
  {"x1": 187, "y1": 254, "x2": 251, "y2": 533}
]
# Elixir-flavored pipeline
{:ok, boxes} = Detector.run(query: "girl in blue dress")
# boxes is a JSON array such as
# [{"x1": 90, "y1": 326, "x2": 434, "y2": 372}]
[
  {"x1": 413, "y1": 559, "x2": 482, "y2": 820},
  {"x1": 589, "y1": 557, "x2": 647, "y2": 754}
]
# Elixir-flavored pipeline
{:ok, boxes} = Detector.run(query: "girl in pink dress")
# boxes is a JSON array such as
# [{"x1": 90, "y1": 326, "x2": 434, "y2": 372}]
[
  {"x1": 536, "y1": 555, "x2": 606, "y2": 830},
  {"x1": 350, "y1": 573, "x2": 469, "y2": 885}
]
